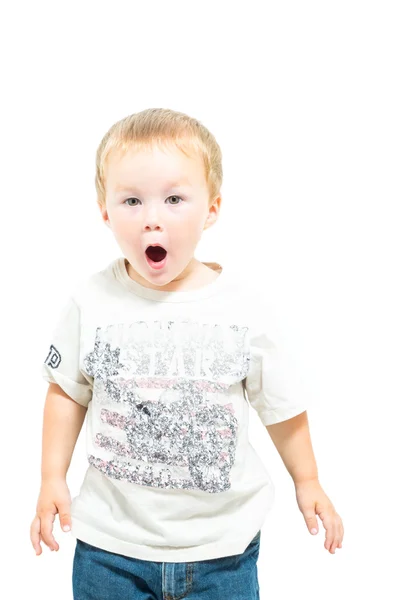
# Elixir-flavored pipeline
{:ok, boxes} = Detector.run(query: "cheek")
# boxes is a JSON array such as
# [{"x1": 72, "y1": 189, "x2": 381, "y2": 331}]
[
  {"x1": 170, "y1": 215, "x2": 205, "y2": 246},
  {"x1": 173, "y1": 204, "x2": 206, "y2": 228},
  {"x1": 111, "y1": 212, "x2": 141, "y2": 240}
]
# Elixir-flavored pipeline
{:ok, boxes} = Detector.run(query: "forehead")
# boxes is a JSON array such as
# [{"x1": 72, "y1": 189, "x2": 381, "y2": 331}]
[{"x1": 106, "y1": 145, "x2": 205, "y2": 190}]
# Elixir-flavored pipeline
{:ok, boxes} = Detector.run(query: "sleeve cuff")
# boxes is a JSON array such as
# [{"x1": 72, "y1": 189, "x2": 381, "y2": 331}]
[
  {"x1": 42, "y1": 365, "x2": 92, "y2": 408},
  {"x1": 258, "y1": 406, "x2": 307, "y2": 426}
]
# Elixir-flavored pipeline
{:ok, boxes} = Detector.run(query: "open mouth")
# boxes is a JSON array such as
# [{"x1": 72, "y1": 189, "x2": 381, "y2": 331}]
[{"x1": 145, "y1": 244, "x2": 167, "y2": 263}]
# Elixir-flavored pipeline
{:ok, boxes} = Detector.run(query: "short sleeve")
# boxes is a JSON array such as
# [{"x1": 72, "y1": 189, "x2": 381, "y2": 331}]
[
  {"x1": 243, "y1": 301, "x2": 308, "y2": 427},
  {"x1": 41, "y1": 296, "x2": 93, "y2": 407}
]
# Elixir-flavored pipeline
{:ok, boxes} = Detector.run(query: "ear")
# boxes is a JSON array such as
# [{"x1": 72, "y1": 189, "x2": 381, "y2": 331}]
[
  {"x1": 204, "y1": 194, "x2": 222, "y2": 230},
  {"x1": 98, "y1": 202, "x2": 111, "y2": 227}
]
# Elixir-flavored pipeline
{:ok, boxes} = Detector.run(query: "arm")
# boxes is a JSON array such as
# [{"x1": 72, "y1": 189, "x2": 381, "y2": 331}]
[
  {"x1": 266, "y1": 410, "x2": 344, "y2": 554},
  {"x1": 41, "y1": 382, "x2": 87, "y2": 481},
  {"x1": 31, "y1": 382, "x2": 88, "y2": 555},
  {"x1": 265, "y1": 410, "x2": 318, "y2": 484}
]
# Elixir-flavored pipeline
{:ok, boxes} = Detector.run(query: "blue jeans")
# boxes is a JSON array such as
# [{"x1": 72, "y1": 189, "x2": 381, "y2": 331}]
[{"x1": 72, "y1": 530, "x2": 261, "y2": 599}]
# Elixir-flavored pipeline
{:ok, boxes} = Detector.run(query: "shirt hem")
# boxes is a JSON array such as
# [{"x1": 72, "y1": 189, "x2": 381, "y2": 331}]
[{"x1": 70, "y1": 518, "x2": 263, "y2": 563}]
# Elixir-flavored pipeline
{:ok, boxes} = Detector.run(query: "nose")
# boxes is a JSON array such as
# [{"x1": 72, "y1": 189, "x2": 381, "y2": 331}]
[
  {"x1": 144, "y1": 219, "x2": 162, "y2": 231},
  {"x1": 143, "y1": 206, "x2": 163, "y2": 231}
]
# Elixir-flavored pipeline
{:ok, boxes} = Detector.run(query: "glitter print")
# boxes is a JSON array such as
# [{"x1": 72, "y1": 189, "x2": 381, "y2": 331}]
[{"x1": 82, "y1": 319, "x2": 250, "y2": 493}]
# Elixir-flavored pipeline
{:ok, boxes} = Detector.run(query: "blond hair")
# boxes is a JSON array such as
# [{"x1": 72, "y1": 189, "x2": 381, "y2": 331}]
[{"x1": 95, "y1": 107, "x2": 223, "y2": 208}]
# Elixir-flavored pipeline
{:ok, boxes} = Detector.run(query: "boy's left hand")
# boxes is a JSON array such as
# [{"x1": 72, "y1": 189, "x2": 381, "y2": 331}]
[{"x1": 294, "y1": 477, "x2": 344, "y2": 554}]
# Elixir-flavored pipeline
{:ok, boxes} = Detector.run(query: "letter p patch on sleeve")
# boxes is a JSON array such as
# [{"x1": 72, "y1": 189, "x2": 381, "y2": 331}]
[{"x1": 42, "y1": 296, "x2": 93, "y2": 407}]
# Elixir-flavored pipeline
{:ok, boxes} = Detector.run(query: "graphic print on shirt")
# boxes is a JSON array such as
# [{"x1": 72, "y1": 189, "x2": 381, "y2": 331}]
[{"x1": 82, "y1": 319, "x2": 250, "y2": 494}]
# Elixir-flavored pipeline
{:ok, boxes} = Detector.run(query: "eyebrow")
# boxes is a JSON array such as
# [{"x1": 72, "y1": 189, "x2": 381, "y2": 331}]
[{"x1": 115, "y1": 180, "x2": 191, "y2": 192}]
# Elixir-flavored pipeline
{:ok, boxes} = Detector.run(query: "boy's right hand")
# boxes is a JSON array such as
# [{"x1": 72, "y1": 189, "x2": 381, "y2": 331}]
[{"x1": 30, "y1": 478, "x2": 72, "y2": 555}]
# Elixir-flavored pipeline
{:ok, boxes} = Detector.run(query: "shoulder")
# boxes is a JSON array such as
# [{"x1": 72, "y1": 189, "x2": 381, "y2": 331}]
[{"x1": 69, "y1": 257, "x2": 121, "y2": 308}]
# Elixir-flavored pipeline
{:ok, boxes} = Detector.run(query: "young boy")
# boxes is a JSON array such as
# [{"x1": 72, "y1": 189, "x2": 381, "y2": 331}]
[{"x1": 31, "y1": 108, "x2": 344, "y2": 599}]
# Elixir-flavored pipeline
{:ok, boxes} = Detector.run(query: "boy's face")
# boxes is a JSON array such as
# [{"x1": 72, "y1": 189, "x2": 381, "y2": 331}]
[{"x1": 100, "y1": 144, "x2": 220, "y2": 288}]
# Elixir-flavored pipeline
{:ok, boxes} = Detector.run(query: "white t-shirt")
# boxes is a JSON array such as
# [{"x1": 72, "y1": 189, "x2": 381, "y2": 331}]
[{"x1": 41, "y1": 256, "x2": 307, "y2": 562}]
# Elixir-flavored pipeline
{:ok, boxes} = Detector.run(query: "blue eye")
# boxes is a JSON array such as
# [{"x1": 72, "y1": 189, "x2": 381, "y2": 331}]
[
  {"x1": 124, "y1": 198, "x2": 140, "y2": 206},
  {"x1": 166, "y1": 195, "x2": 183, "y2": 204},
  {"x1": 124, "y1": 196, "x2": 183, "y2": 206}
]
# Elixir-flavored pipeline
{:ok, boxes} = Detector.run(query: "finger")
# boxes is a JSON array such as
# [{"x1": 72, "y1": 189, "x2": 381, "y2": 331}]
[
  {"x1": 323, "y1": 516, "x2": 335, "y2": 551},
  {"x1": 331, "y1": 518, "x2": 344, "y2": 551},
  {"x1": 330, "y1": 526, "x2": 341, "y2": 553},
  {"x1": 30, "y1": 515, "x2": 42, "y2": 555},
  {"x1": 40, "y1": 511, "x2": 59, "y2": 551},
  {"x1": 303, "y1": 508, "x2": 318, "y2": 535},
  {"x1": 58, "y1": 504, "x2": 71, "y2": 533},
  {"x1": 338, "y1": 520, "x2": 344, "y2": 548},
  {"x1": 328, "y1": 517, "x2": 342, "y2": 553}
]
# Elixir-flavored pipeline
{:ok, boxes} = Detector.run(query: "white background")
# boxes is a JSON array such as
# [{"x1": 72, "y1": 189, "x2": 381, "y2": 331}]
[{"x1": 1, "y1": 0, "x2": 399, "y2": 598}]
